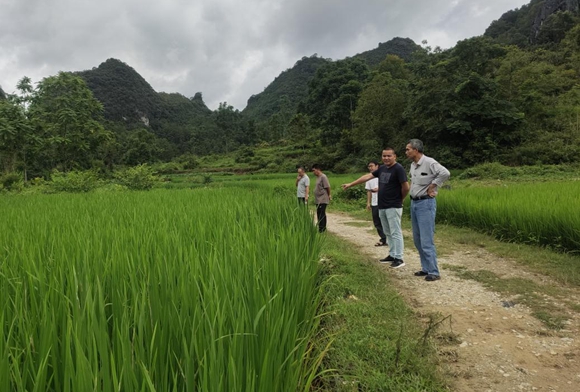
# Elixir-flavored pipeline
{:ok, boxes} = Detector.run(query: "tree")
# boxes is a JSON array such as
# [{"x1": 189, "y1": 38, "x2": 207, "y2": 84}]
[
  {"x1": 303, "y1": 58, "x2": 370, "y2": 145},
  {"x1": 28, "y1": 72, "x2": 112, "y2": 171},
  {"x1": 0, "y1": 77, "x2": 41, "y2": 179},
  {"x1": 0, "y1": 99, "x2": 33, "y2": 174},
  {"x1": 352, "y1": 72, "x2": 409, "y2": 156}
]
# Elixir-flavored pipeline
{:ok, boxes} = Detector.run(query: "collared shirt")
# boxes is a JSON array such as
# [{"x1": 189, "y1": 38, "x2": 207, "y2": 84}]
[
  {"x1": 297, "y1": 175, "x2": 310, "y2": 198},
  {"x1": 314, "y1": 173, "x2": 330, "y2": 204},
  {"x1": 409, "y1": 155, "x2": 450, "y2": 198}
]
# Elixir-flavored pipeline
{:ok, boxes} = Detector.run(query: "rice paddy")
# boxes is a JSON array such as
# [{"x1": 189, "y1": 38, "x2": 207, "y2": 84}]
[
  {"x1": 437, "y1": 181, "x2": 580, "y2": 253},
  {"x1": 0, "y1": 188, "x2": 322, "y2": 391}
]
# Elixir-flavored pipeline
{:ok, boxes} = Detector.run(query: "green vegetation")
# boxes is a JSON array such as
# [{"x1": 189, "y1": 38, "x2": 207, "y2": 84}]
[
  {"x1": 437, "y1": 180, "x2": 580, "y2": 253},
  {"x1": 316, "y1": 235, "x2": 447, "y2": 391},
  {"x1": 243, "y1": 56, "x2": 329, "y2": 126},
  {"x1": 3, "y1": 1, "x2": 580, "y2": 178},
  {"x1": 0, "y1": 188, "x2": 323, "y2": 391}
]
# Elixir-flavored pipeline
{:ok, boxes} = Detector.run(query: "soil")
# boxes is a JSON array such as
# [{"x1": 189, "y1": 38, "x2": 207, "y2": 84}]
[{"x1": 326, "y1": 211, "x2": 580, "y2": 392}]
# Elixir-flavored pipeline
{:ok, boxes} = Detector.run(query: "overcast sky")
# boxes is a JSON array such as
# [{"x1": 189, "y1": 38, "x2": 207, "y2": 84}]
[{"x1": 0, "y1": 0, "x2": 528, "y2": 110}]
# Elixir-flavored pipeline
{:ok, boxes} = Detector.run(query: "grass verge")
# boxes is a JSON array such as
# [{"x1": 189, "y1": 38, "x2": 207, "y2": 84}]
[
  {"x1": 435, "y1": 223, "x2": 580, "y2": 288},
  {"x1": 443, "y1": 265, "x2": 569, "y2": 330},
  {"x1": 314, "y1": 234, "x2": 447, "y2": 391}
]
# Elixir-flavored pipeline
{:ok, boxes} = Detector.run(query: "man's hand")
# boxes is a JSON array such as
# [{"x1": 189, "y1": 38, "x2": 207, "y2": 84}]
[
  {"x1": 341, "y1": 183, "x2": 350, "y2": 190},
  {"x1": 366, "y1": 204, "x2": 371, "y2": 211},
  {"x1": 427, "y1": 184, "x2": 438, "y2": 197}
]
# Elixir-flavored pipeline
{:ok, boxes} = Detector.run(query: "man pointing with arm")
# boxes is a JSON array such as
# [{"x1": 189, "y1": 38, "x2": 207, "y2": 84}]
[{"x1": 342, "y1": 148, "x2": 409, "y2": 268}]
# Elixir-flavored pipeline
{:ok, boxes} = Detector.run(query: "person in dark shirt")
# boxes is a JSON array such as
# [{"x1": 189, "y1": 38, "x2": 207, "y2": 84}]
[{"x1": 342, "y1": 148, "x2": 410, "y2": 268}]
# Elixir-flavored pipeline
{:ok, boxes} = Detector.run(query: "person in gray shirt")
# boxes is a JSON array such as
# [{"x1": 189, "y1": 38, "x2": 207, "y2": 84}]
[
  {"x1": 296, "y1": 166, "x2": 310, "y2": 205},
  {"x1": 312, "y1": 164, "x2": 331, "y2": 233},
  {"x1": 405, "y1": 139, "x2": 450, "y2": 282}
]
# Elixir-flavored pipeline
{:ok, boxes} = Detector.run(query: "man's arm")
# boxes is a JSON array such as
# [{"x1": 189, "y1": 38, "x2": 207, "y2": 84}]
[
  {"x1": 366, "y1": 189, "x2": 372, "y2": 210},
  {"x1": 341, "y1": 173, "x2": 374, "y2": 190},
  {"x1": 401, "y1": 181, "x2": 410, "y2": 201},
  {"x1": 305, "y1": 185, "x2": 310, "y2": 202},
  {"x1": 427, "y1": 161, "x2": 450, "y2": 197}
]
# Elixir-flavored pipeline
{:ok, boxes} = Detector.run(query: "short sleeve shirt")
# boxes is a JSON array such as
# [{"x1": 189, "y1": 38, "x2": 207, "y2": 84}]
[
  {"x1": 365, "y1": 177, "x2": 379, "y2": 207},
  {"x1": 297, "y1": 175, "x2": 310, "y2": 198},
  {"x1": 314, "y1": 173, "x2": 330, "y2": 204},
  {"x1": 372, "y1": 163, "x2": 408, "y2": 209}
]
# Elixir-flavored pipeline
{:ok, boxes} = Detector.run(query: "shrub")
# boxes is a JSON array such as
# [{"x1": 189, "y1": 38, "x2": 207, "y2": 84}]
[
  {"x1": 113, "y1": 164, "x2": 159, "y2": 190},
  {"x1": 456, "y1": 162, "x2": 517, "y2": 180},
  {"x1": 336, "y1": 186, "x2": 367, "y2": 201},
  {"x1": 1, "y1": 172, "x2": 23, "y2": 192},
  {"x1": 234, "y1": 147, "x2": 255, "y2": 163},
  {"x1": 49, "y1": 170, "x2": 101, "y2": 193},
  {"x1": 174, "y1": 154, "x2": 199, "y2": 170},
  {"x1": 153, "y1": 161, "x2": 183, "y2": 174}
]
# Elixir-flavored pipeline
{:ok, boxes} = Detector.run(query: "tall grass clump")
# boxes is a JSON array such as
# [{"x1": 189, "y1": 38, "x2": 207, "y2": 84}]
[
  {"x1": 437, "y1": 181, "x2": 580, "y2": 253},
  {"x1": 0, "y1": 188, "x2": 322, "y2": 391}
]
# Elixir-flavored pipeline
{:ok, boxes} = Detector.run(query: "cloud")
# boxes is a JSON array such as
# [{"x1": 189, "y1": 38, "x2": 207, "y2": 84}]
[{"x1": 0, "y1": 0, "x2": 528, "y2": 110}]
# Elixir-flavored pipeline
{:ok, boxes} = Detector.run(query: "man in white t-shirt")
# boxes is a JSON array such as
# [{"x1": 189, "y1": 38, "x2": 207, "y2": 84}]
[
  {"x1": 365, "y1": 161, "x2": 387, "y2": 246},
  {"x1": 296, "y1": 166, "x2": 310, "y2": 205}
]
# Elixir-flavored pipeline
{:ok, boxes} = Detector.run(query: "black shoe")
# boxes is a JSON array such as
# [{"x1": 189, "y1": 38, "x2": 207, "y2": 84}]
[
  {"x1": 414, "y1": 271, "x2": 428, "y2": 277},
  {"x1": 390, "y1": 259, "x2": 405, "y2": 268},
  {"x1": 425, "y1": 274, "x2": 440, "y2": 281},
  {"x1": 379, "y1": 255, "x2": 395, "y2": 264}
]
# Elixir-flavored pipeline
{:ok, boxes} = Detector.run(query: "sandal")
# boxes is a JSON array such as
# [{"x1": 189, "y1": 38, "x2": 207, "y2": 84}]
[{"x1": 374, "y1": 242, "x2": 386, "y2": 247}]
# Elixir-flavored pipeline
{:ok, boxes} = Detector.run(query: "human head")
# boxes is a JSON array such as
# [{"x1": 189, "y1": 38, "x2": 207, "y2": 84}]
[
  {"x1": 381, "y1": 148, "x2": 397, "y2": 167},
  {"x1": 367, "y1": 160, "x2": 379, "y2": 172},
  {"x1": 311, "y1": 163, "x2": 322, "y2": 176},
  {"x1": 297, "y1": 166, "x2": 306, "y2": 176},
  {"x1": 405, "y1": 139, "x2": 424, "y2": 162}
]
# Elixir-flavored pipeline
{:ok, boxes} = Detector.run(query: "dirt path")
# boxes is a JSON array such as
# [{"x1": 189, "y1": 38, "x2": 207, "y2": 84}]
[{"x1": 326, "y1": 211, "x2": 580, "y2": 392}]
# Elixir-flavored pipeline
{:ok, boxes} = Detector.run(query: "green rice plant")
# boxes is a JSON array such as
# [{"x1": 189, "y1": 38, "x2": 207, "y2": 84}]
[
  {"x1": 0, "y1": 188, "x2": 323, "y2": 391},
  {"x1": 437, "y1": 181, "x2": 580, "y2": 253}
]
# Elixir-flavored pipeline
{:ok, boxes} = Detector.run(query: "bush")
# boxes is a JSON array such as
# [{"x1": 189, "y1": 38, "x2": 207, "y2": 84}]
[
  {"x1": 457, "y1": 162, "x2": 527, "y2": 180},
  {"x1": 1, "y1": 172, "x2": 24, "y2": 192},
  {"x1": 49, "y1": 170, "x2": 101, "y2": 193},
  {"x1": 113, "y1": 164, "x2": 159, "y2": 190},
  {"x1": 336, "y1": 186, "x2": 367, "y2": 201},
  {"x1": 174, "y1": 154, "x2": 199, "y2": 170},
  {"x1": 154, "y1": 161, "x2": 184, "y2": 174},
  {"x1": 235, "y1": 147, "x2": 255, "y2": 163}
]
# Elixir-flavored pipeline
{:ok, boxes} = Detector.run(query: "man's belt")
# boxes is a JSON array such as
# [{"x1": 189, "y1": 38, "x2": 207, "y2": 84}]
[{"x1": 410, "y1": 195, "x2": 432, "y2": 201}]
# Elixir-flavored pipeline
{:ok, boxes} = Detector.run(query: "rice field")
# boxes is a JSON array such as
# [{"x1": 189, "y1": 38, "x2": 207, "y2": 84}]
[
  {"x1": 437, "y1": 181, "x2": 580, "y2": 253},
  {"x1": 0, "y1": 188, "x2": 322, "y2": 391}
]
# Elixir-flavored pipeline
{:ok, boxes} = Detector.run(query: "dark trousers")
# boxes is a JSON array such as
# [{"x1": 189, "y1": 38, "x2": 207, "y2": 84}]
[
  {"x1": 297, "y1": 197, "x2": 306, "y2": 205},
  {"x1": 316, "y1": 203, "x2": 327, "y2": 232},
  {"x1": 371, "y1": 205, "x2": 387, "y2": 244}
]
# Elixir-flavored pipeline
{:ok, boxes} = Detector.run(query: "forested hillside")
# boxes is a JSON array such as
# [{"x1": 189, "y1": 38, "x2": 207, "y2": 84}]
[
  {"x1": 352, "y1": 37, "x2": 421, "y2": 66},
  {"x1": 242, "y1": 55, "x2": 329, "y2": 126},
  {"x1": 1, "y1": 0, "x2": 580, "y2": 179},
  {"x1": 242, "y1": 37, "x2": 420, "y2": 140}
]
